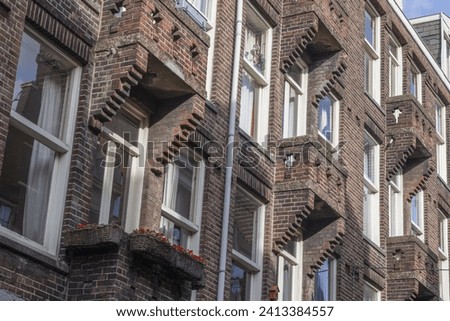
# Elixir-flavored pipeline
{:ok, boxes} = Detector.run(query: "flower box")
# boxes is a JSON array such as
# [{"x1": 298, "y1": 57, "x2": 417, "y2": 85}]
[
  {"x1": 130, "y1": 232, "x2": 205, "y2": 282},
  {"x1": 63, "y1": 224, "x2": 123, "y2": 249},
  {"x1": 129, "y1": 233, "x2": 173, "y2": 264}
]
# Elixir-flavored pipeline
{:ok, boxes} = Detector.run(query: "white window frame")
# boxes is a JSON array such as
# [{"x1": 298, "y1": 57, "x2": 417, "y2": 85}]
[
  {"x1": 283, "y1": 61, "x2": 308, "y2": 138},
  {"x1": 436, "y1": 103, "x2": 447, "y2": 182},
  {"x1": 363, "y1": 282, "x2": 381, "y2": 301},
  {"x1": 277, "y1": 238, "x2": 303, "y2": 301},
  {"x1": 410, "y1": 190, "x2": 424, "y2": 242},
  {"x1": 313, "y1": 257, "x2": 337, "y2": 301},
  {"x1": 439, "y1": 210, "x2": 450, "y2": 300},
  {"x1": 239, "y1": 4, "x2": 272, "y2": 146},
  {"x1": 364, "y1": 3, "x2": 381, "y2": 103},
  {"x1": 0, "y1": 27, "x2": 81, "y2": 257},
  {"x1": 231, "y1": 186, "x2": 265, "y2": 300},
  {"x1": 363, "y1": 132, "x2": 380, "y2": 245},
  {"x1": 95, "y1": 105, "x2": 148, "y2": 233},
  {"x1": 161, "y1": 152, "x2": 205, "y2": 253},
  {"x1": 409, "y1": 60, "x2": 422, "y2": 103},
  {"x1": 389, "y1": 34, "x2": 403, "y2": 97},
  {"x1": 318, "y1": 93, "x2": 340, "y2": 147},
  {"x1": 389, "y1": 169, "x2": 403, "y2": 236}
]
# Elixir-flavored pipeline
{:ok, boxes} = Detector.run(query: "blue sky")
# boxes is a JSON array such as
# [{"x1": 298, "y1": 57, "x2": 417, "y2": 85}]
[{"x1": 403, "y1": 0, "x2": 450, "y2": 18}]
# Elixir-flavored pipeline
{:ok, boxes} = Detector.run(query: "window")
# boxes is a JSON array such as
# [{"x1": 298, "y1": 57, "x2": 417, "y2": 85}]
[
  {"x1": 283, "y1": 61, "x2": 308, "y2": 138},
  {"x1": 176, "y1": 0, "x2": 211, "y2": 30},
  {"x1": 409, "y1": 61, "x2": 422, "y2": 103},
  {"x1": 363, "y1": 282, "x2": 380, "y2": 301},
  {"x1": 0, "y1": 28, "x2": 81, "y2": 255},
  {"x1": 230, "y1": 187, "x2": 265, "y2": 300},
  {"x1": 239, "y1": 5, "x2": 272, "y2": 146},
  {"x1": 188, "y1": 0, "x2": 208, "y2": 16},
  {"x1": 446, "y1": 40, "x2": 450, "y2": 79},
  {"x1": 89, "y1": 106, "x2": 148, "y2": 233},
  {"x1": 364, "y1": 3, "x2": 381, "y2": 102},
  {"x1": 363, "y1": 132, "x2": 380, "y2": 245},
  {"x1": 389, "y1": 170, "x2": 403, "y2": 236},
  {"x1": 436, "y1": 104, "x2": 447, "y2": 182},
  {"x1": 439, "y1": 211, "x2": 448, "y2": 255},
  {"x1": 160, "y1": 151, "x2": 205, "y2": 251},
  {"x1": 410, "y1": 190, "x2": 424, "y2": 241},
  {"x1": 388, "y1": 34, "x2": 402, "y2": 97},
  {"x1": 277, "y1": 237, "x2": 303, "y2": 301},
  {"x1": 439, "y1": 210, "x2": 450, "y2": 300},
  {"x1": 318, "y1": 94, "x2": 339, "y2": 146},
  {"x1": 312, "y1": 257, "x2": 336, "y2": 301}
]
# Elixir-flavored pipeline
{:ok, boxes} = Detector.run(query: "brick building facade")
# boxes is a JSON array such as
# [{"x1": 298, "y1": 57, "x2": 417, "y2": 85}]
[{"x1": 0, "y1": 0, "x2": 449, "y2": 301}]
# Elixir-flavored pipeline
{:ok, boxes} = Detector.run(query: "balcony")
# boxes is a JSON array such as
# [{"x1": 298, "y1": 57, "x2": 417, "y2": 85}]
[
  {"x1": 272, "y1": 137, "x2": 346, "y2": 256},
  {"x1": 387, "y1": 235, "x2": 439, "y2": 300},
  {"x1": 385, "y1": 95, "x2": 434, "y2": 178}
]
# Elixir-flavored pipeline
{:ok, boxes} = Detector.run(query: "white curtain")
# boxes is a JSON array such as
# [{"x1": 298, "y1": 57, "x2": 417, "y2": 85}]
[{"x1": 23, "y1": 75, "x2": 63, "y2": 244}]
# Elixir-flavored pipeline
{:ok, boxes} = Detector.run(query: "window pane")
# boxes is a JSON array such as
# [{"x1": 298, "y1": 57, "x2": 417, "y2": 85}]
[
  {"x1": 283, "y1": 261, "x2": 293, "y2": 301},
  {"x1": 439, "y1": 214, "x2": 445, "y2": 251},
  {"x1": 409, "y1": 69, "x2": 418, "y2": 97},
  {"x1": 233, "y1": 189, "x2": 259, "y2": 260},
  {"x1": 230, "y1": 263, "x2": 250, "y2": 300},
  {"x1": 244, "y1": 18, "x2": 266, "y2": 74},
  {"x1": 364, "y1": 134, "x2": 376, "y2": 182},
  {"x1": 287, "y1": 63, "x2": 303, "y2": 87},
  {"x1": 284, "y1": 83, "x2": 298, "y2": 138},
  {"x1": 365, "y1": 10, "x2": 374, "y2": 47},
  {"x1": 160, "y1": 216, "x2": 189, "y2": 247},
  {"x1": 436, "y1": 106, "x2": 444, "y2": 136},
  {"x1": 106, "y1": 112, "x2": 140, "y2": 144},
  {"x1": 318, "y1": 96, "x2": 333, "y2": 142},
  {"x1": 240, "y1": 71, "x2": 259, "y2": 137},
  {"x1": 363, "y1": 283, "x2": 379, "y2": 301},
  {"x1": 12, "y1": 32, "x2": 73, "y2": 139},
  {"x1": 314, "y1": 259, "x2": 330, "y2": 301},
  {"x1": 0, "y1": 126, "x2": 55, "y2": 244},
  {"x1": 411, "y1": 195, "x2": 419, "y2": 226},
  {"x1": 364, "y1": 52, "x2": 371, "y2": 93},
  {"x1": 88, "y1": 143, "x2": 106, "y2": 224},
  {"x1": 189, "y1": 0, "x2": 207, "y2": 16},
  {"x1": 363, "y1": 186, "x2": 370, "y2": 236},
  {"x1": 109, "y1": 148, "x2": 130, "y2": 225},
  {"x1": 173, "y1": 160, "x2": 194, "y2": 220}
]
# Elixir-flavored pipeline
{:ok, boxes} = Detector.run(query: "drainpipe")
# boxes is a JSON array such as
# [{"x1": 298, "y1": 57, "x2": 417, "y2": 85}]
[{"x1": 217, "y1": 0, "x2": 244, "y2": 301}]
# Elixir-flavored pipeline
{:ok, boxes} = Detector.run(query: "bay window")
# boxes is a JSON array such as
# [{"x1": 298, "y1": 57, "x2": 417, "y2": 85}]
[{"x1": 0, "y1": 27, "x2": 81, "y2": 255}]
